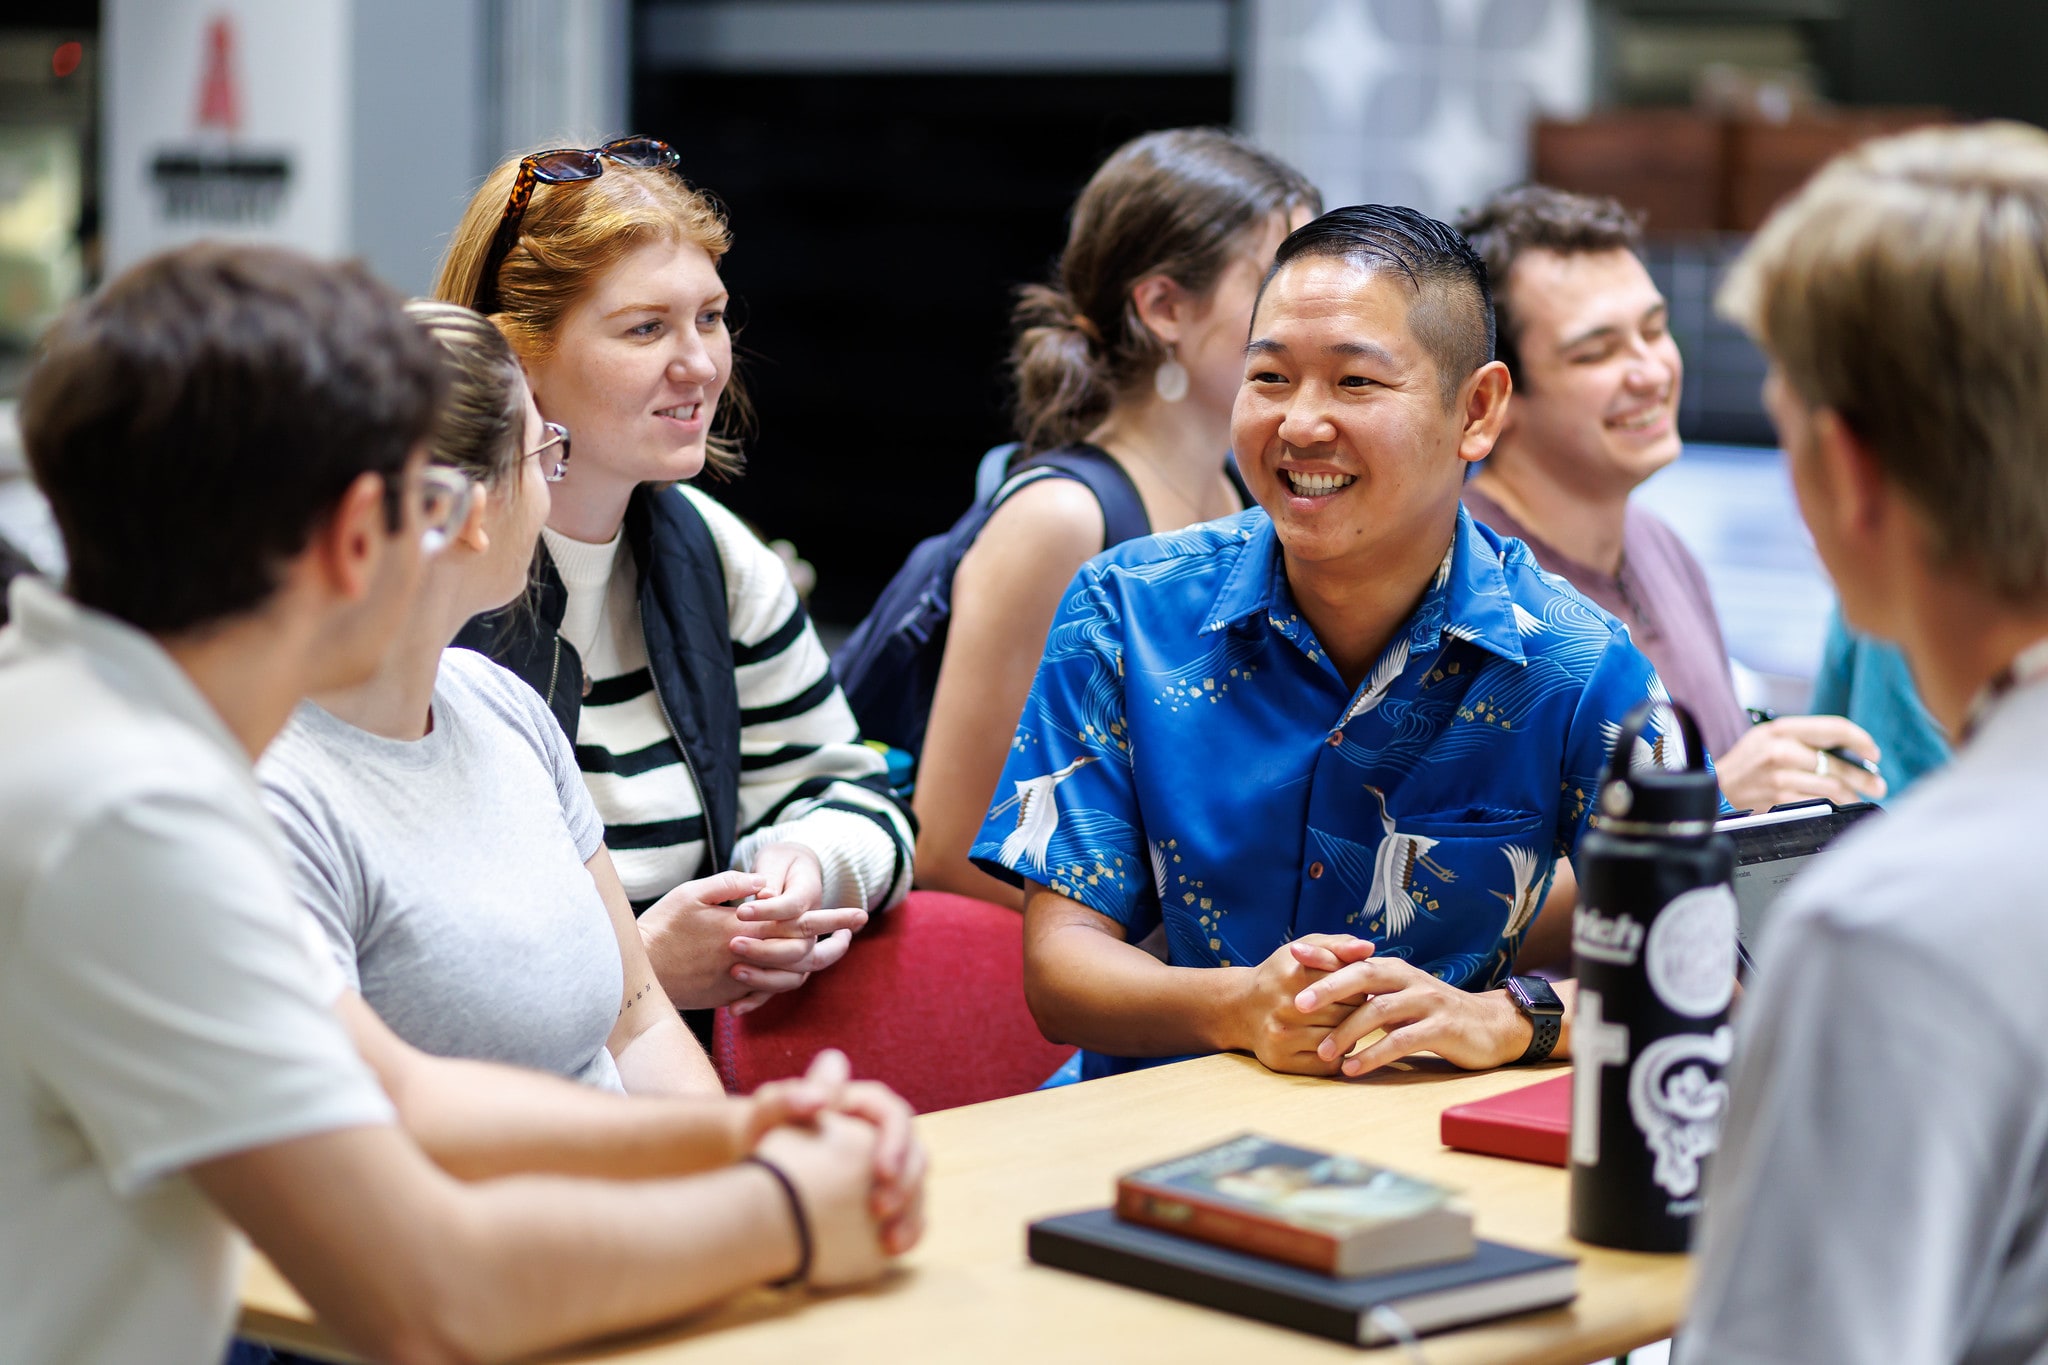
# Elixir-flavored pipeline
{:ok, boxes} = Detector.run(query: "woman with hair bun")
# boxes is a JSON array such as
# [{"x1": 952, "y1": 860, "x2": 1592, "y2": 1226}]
[
  {"x1": 914, "y1": 127, "x2": 1319, "y2": 908},
  {"x1": 439, "y1": 139, "x2": 916, "y2": 1026},
  {"x1": 259, "y1": 301, "x2": 723, "y2": 1096}
]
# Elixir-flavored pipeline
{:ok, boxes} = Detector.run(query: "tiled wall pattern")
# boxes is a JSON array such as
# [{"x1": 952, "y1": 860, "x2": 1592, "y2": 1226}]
[{"x1": 1240, "y1": 0, "x2": 1592, "y2": 221}]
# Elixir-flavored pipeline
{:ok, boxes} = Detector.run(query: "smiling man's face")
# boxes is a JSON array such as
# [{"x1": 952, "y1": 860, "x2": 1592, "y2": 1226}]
[
  {"x1": 1232, "y1": 255, "x2": 1491, "y2": 575},
  {"x1": 1496, "y1": 246, "x2": 1682, "y2": 498}
]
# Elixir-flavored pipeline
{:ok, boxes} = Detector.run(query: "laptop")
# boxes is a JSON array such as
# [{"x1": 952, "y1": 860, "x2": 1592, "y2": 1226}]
[{"x1": 1718, "y1": 799, "x2": 1879, "y2": 974}]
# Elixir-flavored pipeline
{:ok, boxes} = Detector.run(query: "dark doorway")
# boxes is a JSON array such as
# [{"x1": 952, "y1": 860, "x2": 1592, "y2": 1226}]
[{"x1": 631, "y1": 70, "x2": 1234, "y2": 627}]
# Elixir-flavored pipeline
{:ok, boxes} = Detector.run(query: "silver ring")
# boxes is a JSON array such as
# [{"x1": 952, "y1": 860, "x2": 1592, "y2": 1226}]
[{"x1": 1815, "y1": 749, "x2": 1830, "y2": 776}]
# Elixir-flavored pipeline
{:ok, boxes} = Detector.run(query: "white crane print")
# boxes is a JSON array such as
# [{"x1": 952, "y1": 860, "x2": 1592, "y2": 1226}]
[
  {"x1": 1344, "y1": 637, "x2": 1411, "y2": 722},
  {"x1": 989, "y1": 756, "x2": 1097, "y2": 874},
  {"x1": 1600, "y1": 717, "x2": 1680, "y2": 772},
  {"x1": 1600, "y1": 676, "x2": 1686, "y2": 771},
  {"x1": 1362, "y1": 785, "x2": 1458, "y2": 937},
  {"x1": 1492, "y1": 844, "x2": 1544, "y2": 938}
]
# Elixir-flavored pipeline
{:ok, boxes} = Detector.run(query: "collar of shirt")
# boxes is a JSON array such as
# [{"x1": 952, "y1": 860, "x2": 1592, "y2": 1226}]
[
  {"x1": 5, "y1": 575, "x2": 249, "y2": 769},
  {"x1": 1198, "y1": 503, "x2": 1528, "y2": 677}
]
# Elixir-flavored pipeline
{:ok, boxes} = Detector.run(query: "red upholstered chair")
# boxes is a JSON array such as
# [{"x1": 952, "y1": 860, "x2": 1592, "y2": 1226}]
[{"x1": 712, "y1": 889, "x2": 1074, "y2": 1113}]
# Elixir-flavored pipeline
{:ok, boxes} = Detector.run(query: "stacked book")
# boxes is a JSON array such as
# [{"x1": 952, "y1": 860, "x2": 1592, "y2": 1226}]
[{"x1": 1028, "y1": 1134, "x2": 1577, "y2": 1346}]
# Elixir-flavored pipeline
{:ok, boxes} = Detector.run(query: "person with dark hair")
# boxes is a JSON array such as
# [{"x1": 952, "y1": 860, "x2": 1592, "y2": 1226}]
[
  {"x1": 973, "y1": 205, "x2": 1670, "y2": 1082},
  {"x1": 0, "y1": 243, "x2": 922, "y2": 1365},
  {"x1": 912, "y1": 127, "x2": 1320, "y2": 907},
  {"x1": 1456, "y1": 184, "x2": 1883, "y2": 817}
]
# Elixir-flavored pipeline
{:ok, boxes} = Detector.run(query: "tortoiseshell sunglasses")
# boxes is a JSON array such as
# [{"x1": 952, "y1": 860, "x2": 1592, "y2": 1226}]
[{"x1": 470, "y1": 135, "x2": 682, "y2": 314}]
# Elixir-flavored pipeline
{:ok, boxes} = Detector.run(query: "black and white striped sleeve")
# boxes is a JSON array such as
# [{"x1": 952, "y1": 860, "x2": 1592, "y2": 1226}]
[{"x1": 680, "y1": 487, "x2": 915, "y2": 911}]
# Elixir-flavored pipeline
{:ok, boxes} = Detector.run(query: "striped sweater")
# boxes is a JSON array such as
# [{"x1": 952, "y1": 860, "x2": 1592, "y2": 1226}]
[{"x1": 541, "y1": 487, "x2": 911, "y2": 912}]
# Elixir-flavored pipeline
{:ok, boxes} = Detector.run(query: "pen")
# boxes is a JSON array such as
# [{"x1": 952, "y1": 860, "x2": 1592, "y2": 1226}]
[{"x1": 1747, "y1": 709, "x2": 1880, "y2": 778}]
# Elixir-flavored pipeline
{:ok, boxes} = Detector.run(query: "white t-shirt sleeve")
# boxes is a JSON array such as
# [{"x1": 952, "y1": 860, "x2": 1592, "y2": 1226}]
[
  {"x1": 451, "y1": 647, "x2": 606, "y2": 863},
  {"x1": 1679, "y1": 913, "x2": 2047, "y2": 1364},
  {"x1": 10, "y1": 790, "x2": 394, "y2": 1196},
  {"x1": 259, "y1": 778, "x2": 368, "y2": 993}
]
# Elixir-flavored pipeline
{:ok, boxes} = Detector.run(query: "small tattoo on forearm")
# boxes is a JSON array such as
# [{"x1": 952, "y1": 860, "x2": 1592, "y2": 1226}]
[{"x1": 620, "y1": 981, "x2": 654, "y2": 1016}]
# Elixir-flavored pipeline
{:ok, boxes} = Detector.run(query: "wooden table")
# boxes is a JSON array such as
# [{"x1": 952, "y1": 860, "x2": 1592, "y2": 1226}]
[{"x1": 240, "y1": 1054, "x2": 1690, "y2": 1363}]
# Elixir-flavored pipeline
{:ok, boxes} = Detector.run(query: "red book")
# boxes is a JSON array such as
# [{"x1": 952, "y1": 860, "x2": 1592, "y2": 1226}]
[{"x1": 1440, "y1": 1073, "x2": 1572, "y2": 1167}]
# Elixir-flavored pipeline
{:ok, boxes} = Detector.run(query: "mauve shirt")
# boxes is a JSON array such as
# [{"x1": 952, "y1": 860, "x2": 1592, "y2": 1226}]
[{"x1": 1462, "y1": 482, "x2": 1750, "y2": 764}]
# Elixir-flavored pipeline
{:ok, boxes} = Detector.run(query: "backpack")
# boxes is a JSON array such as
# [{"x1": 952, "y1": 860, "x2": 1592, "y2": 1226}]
[{"x1": 835, "y1": 444, "x2": 1151, "y2": 766}]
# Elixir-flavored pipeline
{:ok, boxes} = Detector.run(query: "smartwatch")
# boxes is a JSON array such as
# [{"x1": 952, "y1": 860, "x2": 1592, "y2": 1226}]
[{"x1": 1504, "y1": 975, "x2": 1564, "y2": 1065}]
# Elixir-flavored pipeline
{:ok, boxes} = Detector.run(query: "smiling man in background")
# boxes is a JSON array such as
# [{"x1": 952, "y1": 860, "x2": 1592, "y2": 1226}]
[
  {"x1": 1457, "y1": 185, "x2": 1884, "y2": 816},
  {"x1": 974, "y1": 205, "x2": 1666, "y2": 1085}
]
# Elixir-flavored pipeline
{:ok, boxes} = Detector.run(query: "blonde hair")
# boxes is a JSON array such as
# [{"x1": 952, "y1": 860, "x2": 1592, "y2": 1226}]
[
  {"x1": 433, "y1": 148, "x2": 747, "y2": 477},
  {"x1": 403, "y1": 300, "x2": 524, "y2": 487},
  {"x1": 1719, "y1": 121, "x2": 2048, "y2": 604}
]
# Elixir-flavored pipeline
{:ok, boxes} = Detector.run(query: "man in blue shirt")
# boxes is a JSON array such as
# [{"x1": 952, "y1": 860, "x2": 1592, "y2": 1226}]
[{"x1": 973, "y1": 205, "x2": 1668, "y2": 1082}]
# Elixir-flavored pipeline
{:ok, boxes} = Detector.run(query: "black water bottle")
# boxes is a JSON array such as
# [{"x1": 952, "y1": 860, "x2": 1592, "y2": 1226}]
[{"x1": 1568, "y1": 699, "x2": 1738, "y2": 1253}]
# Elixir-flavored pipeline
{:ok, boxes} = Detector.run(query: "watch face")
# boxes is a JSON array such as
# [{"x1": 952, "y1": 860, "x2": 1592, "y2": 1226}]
[{"x1": 1509, "y1": 976, "x2": 1564, "y2": 1014}]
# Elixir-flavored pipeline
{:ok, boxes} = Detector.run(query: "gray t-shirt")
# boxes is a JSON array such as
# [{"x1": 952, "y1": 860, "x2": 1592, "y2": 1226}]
[
  {"x1": 259, "y1": 647, "x2": 625, "y2": 1091},
  {"x1": 1679, "y1": 676, "x2": 2048, "y2": 1364}
]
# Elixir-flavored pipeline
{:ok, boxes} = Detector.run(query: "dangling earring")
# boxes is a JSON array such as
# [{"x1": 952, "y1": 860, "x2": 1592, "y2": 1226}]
[{"x1": 1154, "y1": 347, "x2": 1189, "y2": 403}]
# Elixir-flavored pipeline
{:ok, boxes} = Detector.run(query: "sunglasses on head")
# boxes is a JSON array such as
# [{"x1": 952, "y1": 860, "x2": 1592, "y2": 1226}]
[{"x1": 470, "y1": 135, "x2": 682, "y2": 315}]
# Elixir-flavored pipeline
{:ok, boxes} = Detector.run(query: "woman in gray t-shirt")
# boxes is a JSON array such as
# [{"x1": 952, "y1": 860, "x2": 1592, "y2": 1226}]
[{"x1": 258, "y1": 302, "x2": 720, "y2": 1095}]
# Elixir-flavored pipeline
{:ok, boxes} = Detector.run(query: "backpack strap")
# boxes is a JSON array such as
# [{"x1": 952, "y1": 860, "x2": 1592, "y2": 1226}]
[{"x1": 1011, "y1": 443, "x2": 1152, "y2": 547}]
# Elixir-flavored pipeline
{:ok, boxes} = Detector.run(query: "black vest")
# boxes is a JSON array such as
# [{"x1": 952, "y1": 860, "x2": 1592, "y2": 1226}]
[{"x1": 454, "y1": 484, "x2": 742, "y2": 870}]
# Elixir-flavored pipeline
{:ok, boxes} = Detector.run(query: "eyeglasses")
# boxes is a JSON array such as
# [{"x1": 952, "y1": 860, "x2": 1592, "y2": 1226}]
[
  {"x1": 417, "y1": 466, "x2": 475, "y2": 556},
  {"x1": 471, "y1": 136, "x2": 682, "y2": 314},
  {"x1": 528, "y1": 421, "x2": 571, "y2": 482}
]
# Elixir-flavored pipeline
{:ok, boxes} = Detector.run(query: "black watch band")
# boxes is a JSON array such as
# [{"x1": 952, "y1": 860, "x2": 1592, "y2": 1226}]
[
  {"x1": 1514, "y1": 1010, "x2": 1561, "y2": 1065},
  {"x1": 1505, "y1": 976, "x2": 1563, "y2": 1065}
]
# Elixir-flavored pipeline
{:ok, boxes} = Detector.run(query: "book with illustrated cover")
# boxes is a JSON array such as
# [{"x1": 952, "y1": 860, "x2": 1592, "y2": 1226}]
[
  {"x1": 1115, "y1": 1133, "x2": 1474, "y2": 1277},
  {"x1": 1030, "y1": 1209, "x2": 1576, "y2": 1345}
]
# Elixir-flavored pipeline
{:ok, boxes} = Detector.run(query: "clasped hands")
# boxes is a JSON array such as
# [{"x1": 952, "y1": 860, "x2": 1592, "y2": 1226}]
[
  {"x1": 639, "y1": 841, "x2": 864, "y2": 1015},
  {"x1": 1234, "y1": 933, "x2": 1534, "y2": 1078},
  {"x1": 738, "y1": 1049, "x2": 927, "y2": 1279}
]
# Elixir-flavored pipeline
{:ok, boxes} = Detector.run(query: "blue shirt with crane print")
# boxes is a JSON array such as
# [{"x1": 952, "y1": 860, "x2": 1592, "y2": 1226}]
[{"x1": 971, "y1": 503, "x2": 1678, "y2": 1081}]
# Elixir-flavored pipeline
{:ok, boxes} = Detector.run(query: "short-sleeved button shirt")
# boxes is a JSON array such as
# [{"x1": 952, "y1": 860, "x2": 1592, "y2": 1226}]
[{"x1": 973, "y1": 505, "x2": 1671, "y2": 1078}]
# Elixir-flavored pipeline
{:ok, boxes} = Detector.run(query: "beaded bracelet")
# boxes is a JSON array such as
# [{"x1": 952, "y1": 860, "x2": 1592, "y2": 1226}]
[{"x1": 745, "y1": 1154, "x2": 812, "y2": 1287}]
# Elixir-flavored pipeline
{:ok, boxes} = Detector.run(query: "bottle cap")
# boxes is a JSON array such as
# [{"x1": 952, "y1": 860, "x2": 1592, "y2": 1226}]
[{"x1": 1596, "y1": 697, "x2": 1719, "y2": 833}]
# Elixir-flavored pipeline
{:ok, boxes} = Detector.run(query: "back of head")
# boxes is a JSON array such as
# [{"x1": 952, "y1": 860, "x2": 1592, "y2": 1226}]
[
  {"x1": 434, "y1": 145, "x2": 746, "y2": 476},
  {"x1": 1269, "y1": 204, "x2": 1494, "y2": 407},
  {"x1": 21, "y1": 243, "x2": 444, "y2": 635},
  {"x1": 404, "y1": 300, "x2": 525, "y2": 488},
  {"x1": 1012, "y1": 127, "x2": 1321, "y2": 453},
  {"x1": 1719, "y1": 121, "x2": 2048, "y2": 605},
  {"x1": 1456, "y1": 185, "x2": 1643, "y2": 385}
]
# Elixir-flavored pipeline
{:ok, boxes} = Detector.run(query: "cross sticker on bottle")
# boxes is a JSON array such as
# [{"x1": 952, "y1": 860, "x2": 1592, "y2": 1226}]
[{"x1": 1570, "y1": 987, "x2": 1630, "y2": 1168}]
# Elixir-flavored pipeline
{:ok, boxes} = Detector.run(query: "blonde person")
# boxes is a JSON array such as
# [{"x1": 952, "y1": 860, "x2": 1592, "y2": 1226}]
[
  {"x1": 439, "y1": 138, "x2": 914, "y2": 1021},
  {"x1": 913, "y1": 128, "x2": 1320, "y2": 908},
  {"x1": 1680, "y1": 122, "x2": 2048, "y2": 1363},
  {"x1": 259, "y1": 302, "x2": 716, "y2": 1096}
]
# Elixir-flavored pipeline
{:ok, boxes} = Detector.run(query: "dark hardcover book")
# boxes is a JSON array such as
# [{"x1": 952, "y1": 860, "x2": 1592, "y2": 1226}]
[
  {"x1": 1440, "y1": 1073, "x2": 1573, "y2": 1168},
  {"x1": 1028, "y1": 1208, "x2": 1576, "y2": 1346},
  {"x1": 1116, "y1": 1133, "x2": 1472, "y2": 1276}
]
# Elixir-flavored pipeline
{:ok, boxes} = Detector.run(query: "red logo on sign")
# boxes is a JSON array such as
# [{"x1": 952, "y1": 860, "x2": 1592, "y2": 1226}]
[{"x1": 196, "y1": 16, "x2": 240, "y2": 134}]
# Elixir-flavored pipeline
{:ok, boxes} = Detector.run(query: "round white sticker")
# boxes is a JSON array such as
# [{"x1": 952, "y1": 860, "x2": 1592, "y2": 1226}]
[{"x1": 1644, "y1": 884, "x2": 1737, "y2": 1018}]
